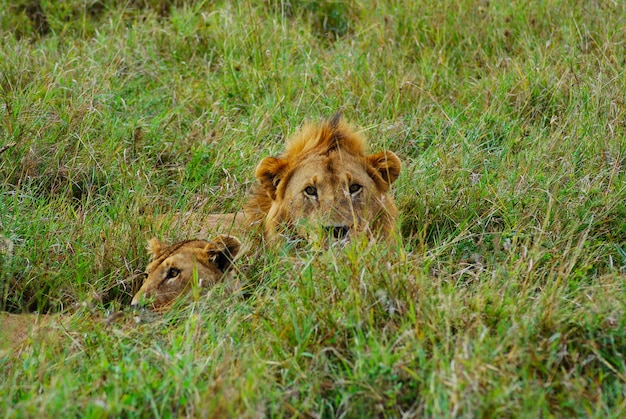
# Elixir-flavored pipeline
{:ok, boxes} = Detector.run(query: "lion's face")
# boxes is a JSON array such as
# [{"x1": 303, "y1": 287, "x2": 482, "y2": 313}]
[
  {"x1": 131, "y1": 235, "x2": 241, "y2": 311},
  {"x1": 247, "y1": 115, "x2": 401, "y2": 245}
]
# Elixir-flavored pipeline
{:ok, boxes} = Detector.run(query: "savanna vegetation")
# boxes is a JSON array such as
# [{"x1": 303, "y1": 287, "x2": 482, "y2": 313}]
[{"x1": 1, "y1": 0, "x2": 625, "y2": 416}]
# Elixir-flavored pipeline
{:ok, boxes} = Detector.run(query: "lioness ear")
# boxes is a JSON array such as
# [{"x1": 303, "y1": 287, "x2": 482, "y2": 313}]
[
  {"x1": 146, "y1": 238, "x2": 167, "y2": 260},
  {"x1": 255, "y1": 157, "x2": 289, "y2": 200},
  {"x1": 204, "y1": 235, "x2": 242, "y2": 272},
  {"x1": 368, "y1": 150, "x2": 401, "y2": 185}
]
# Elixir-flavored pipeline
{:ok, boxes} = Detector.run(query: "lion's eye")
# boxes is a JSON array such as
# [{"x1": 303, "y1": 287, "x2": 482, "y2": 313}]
[
  {"x1": 303, "y1": 186, "x2": 318, "y2": 197},
  {"x1": 349, "y1": 184, "x2": 362, "y2": 194},
  {"x1": 166, "y1": 268, "x2": 180, "y2": 279}
]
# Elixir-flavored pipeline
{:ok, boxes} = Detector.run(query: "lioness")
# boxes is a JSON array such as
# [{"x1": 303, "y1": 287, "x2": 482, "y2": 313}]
[
  {"x1": 245, "y1": 114, "x2": 401, "y2": 244},
  {"x1": 131, "y1": 235, "x2": 241, "y2": 311}
]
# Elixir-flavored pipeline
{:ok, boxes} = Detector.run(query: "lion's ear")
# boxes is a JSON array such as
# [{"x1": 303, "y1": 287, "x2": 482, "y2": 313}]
[
  {"x1": 368, "y1": 151, "x2": 401, "y2": 186},
  {"x1": 146, "y1": 238, "x2": 167, "y2": 260},
  {"x1": 202, "y1": 235, "x2": 242, "y2": 272},
  {"x1": 255, "y1": 156, "x2": 289, "y2": 200}
]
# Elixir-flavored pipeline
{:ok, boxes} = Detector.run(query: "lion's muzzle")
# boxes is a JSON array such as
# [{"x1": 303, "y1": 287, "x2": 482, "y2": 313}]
[{"x1": 325, "y1": 225, "x2": 350, "y2": 240}]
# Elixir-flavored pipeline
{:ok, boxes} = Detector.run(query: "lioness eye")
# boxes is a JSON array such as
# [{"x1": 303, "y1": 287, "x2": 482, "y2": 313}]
[
  {"x1": 166, "y1": 268, "x2": 180, "y2": 279},
  {"x1": 304, "y1": 186, "x2": 317, "y2": 197},
  {"x1": 349, "y1": 184, "x2": 362, "y2": 194}
]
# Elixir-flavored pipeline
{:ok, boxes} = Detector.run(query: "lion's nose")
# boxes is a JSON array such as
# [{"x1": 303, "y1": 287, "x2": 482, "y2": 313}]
[
  {"x1": 130, "y1": 290, "x2": 147, "y2": 309},
  {"x1": 325, "y1": 225, "x2": 350, "y2": 239}
]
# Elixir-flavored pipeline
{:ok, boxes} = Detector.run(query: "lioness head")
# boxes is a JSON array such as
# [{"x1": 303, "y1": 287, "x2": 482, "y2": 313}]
[
  {"x1": 131, "y1": 235, "x2": 241, "y2": 311},
  {"x1": 246, "y1": 114, "x2": 401, "y2": 245}
]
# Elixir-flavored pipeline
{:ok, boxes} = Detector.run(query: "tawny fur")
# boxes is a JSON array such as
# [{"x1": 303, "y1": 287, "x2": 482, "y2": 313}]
[
  {"x1": 131, "y1": 235, "x2": 241, "y2": 311},
  {"x1": 244, "y1": 115, "x2": 401, "y2": 243}
]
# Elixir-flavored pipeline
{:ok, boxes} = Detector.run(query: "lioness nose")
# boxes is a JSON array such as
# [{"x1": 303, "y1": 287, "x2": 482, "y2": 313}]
[
  {"x1": 325, "y1": 225, "x2": 350, "y2": 239},
  {"x1": 130, "y1": 292, "x2": 145, "y2": 308}
]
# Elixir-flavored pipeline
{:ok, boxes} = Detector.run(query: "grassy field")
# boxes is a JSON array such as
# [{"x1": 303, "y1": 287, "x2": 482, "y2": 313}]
[{"x1": 1, "y1": 0, "x2": 625, "y2": 416}]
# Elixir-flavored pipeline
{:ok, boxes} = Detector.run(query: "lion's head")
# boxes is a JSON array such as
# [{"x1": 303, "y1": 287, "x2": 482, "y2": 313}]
[
  {"x1": 131, "y1": 235, "x2": 241, "y2": 311},
  {"x1": 245, "y1": 114, "x2": 401, "y2": 245}
]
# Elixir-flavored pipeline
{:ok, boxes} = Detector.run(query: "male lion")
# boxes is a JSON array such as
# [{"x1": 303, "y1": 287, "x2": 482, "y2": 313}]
[
  {"x1": 245, "y1": 114, "x2": 401, "y2": 244},
  {"x1": 131, "y1": 235, "x2": 241, "y2": 311}
]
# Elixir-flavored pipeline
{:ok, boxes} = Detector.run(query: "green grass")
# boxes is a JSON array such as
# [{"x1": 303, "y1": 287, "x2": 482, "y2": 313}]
[{"x1": 1, "y1": 0, "x2": 625, "y2": 416}]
